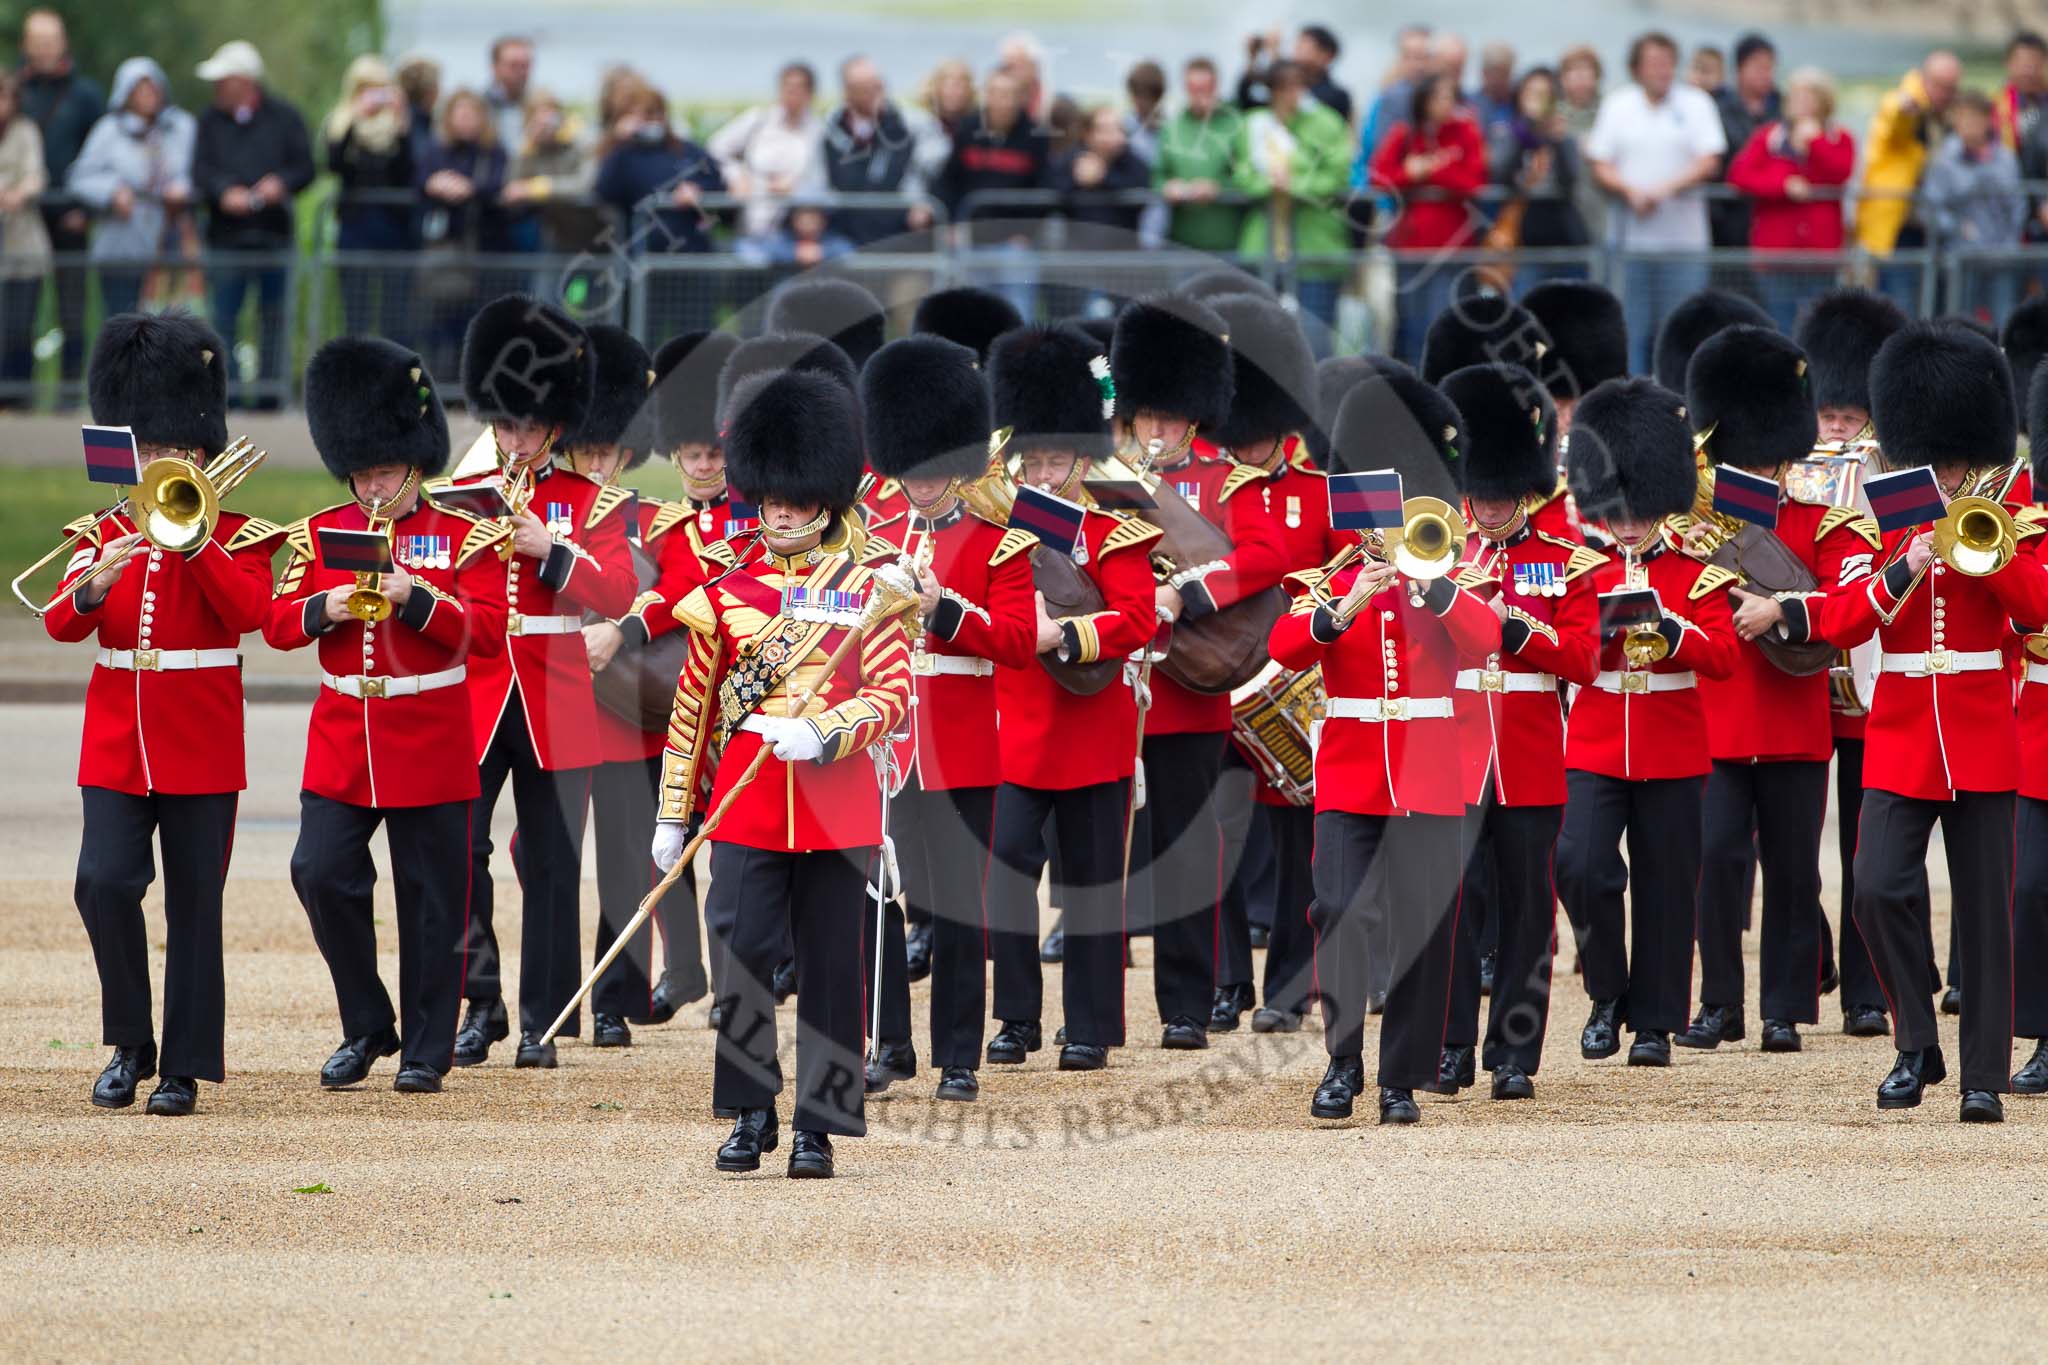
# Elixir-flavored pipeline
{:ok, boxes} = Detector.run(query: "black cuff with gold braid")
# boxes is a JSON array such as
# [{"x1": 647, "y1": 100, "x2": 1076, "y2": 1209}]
[
  {"x1": 1416, "y1": 577, "x2": 1457, "y2": 616},
  {"x1": 619, "y1": 615, "x2": 650, "y2": 648},
  {"x1": 1500, "y1": 614, "x2": 1532, "y2": 654},
  {"x1": 398, "y1": 585, "x2": 435, "y2": 631},
  {"x1": 303, "y1": 594, "x2": 330, "y2": 637},
  {"x1": 1178, "y1": 577, "x2": 1218, "y2": 619},
  {"x1": 1776, "y1": 595, "x2": 1811, "y2": 644},
  {"x1": 1309, "y1": 603, "x2": 1348, "y2": 644},
  {"x1": 930, "y1": 594, "x2": 966, "y2": 641},
  {"x1": 1881, "y1": 557, "x2": 1915, "y2": 601},
  {"x1": 538, "y1": 540, "x2": 575, "y2": 591}
]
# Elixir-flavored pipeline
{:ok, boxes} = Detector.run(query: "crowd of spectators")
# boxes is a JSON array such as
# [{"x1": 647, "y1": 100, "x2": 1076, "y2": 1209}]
[{"x1": 5, "y1": 8, "x2": 2048, "y2": 401}]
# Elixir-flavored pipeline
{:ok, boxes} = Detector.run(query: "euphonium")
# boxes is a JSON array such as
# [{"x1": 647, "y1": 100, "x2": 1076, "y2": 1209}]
[{"x1": 11, "y1": 436, "x2": 266, "y2": 617}]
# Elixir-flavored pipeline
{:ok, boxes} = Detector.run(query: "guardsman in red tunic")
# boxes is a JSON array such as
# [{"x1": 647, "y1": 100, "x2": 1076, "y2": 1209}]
[
  {"x1": 548, "y1": 324, "x2": 702, "y2": 1047},
  {"x1": 856, "y1": 337, "x2": 1038, "y2": 1101},
  {"x1": 1554, "y1": 378, "x2": 1740, "y2": 1070},
  {"x1": 1270, "y1": 371, "x2": 1502, "y2": 1125},
  {"x1": 1206, "y1": 297, "x2": 1334, "y2": 1032},
  {"x1": 652, "y1": 330, "x2": 752, "y2": 578},
  {"x1": 1111, "y1": 296, "x2": 1290, "y2": 1048},
  {"x1": 447, "y1": 296, "x2": 637, "y2": 1069},
  {"x1": 1438, "y1": 363, "x2": 1603, "y2": 1100},
  {"x1": 1522, "y1": 281, "x2": 1629, "y2": 543},
  {"x1": 267, "y1": 339, "x2": 509, "y2": 1094},
  {"x1": 2014, "y1": 364, "x2": 2048, "y2": 1094},
  {"x1": 1818, "y1": 324, "x2": 2048, "y2": 1122},
  {"x1": 1795, "y1": 288, "x2": 1915, "y2": 1037},
  {"x1": 651, "y1": 368, "x2": 914, "y2": 1179},
  {"x1": 46, "y1": 312, "x2": 280, "y2": 1115},
  {"x1": 1675, "y1": 327, "x2": 1880, "y2": 1055},
  {"x1": 981, "y1": 324, "x2": 1162, "y2": 1073}
]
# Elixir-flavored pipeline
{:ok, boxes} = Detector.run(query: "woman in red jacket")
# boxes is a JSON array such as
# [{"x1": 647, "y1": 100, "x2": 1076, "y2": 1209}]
[
  {"x1": 1726, "y1": 67, "x2": 1856, "y2": 331},
  {"x1": 1370, "y1": 72, "x2": 1487, "y2": 366}
]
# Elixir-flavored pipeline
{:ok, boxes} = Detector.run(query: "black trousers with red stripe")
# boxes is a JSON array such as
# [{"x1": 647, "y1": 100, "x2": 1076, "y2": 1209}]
[
  {"x1": 1555, "y1": 771, "x2": 1701, "y2": 1035},
  {"x1": 1834, "y1": 737, "x2": 1940, "y2": 1009},
  {"x1": 291, "y1": 792, "x2": 469, "y2": 1073},
  {"x1": 2013, "y1": 795, "x2": 2048, "y2": 1040},
  {"x1": 75, "y1": 787, "x2": 237, "y2": 1083},
  {"x1": 1259, "y1": 803, "x2": 1318, "y2": 1016},
  {"x1": 1309, "y1": 808, "x2": 1463, "y2": 1089},
  {"x1": 1213, "y1": 746, "x2": 1261, "y2": 991},
  {"x1": 588, "y1": 755, "x2": 705, "y2": 1019},
  {"x1": 463, "y1": 703, "x2": 590, "y2": 1039},
  {"x1": 891, "y1": 782, "x2": 997, "y2": 1069},
  {"x1": 1852, "y1": 787, "x2": 2013, "y2": 1092},
  {"x1": 1135, "y1": 730, "x2": 1229, "y2": 1028},
  {"x1": 1448, "y1": 799, "x2": 1562, "y2": 1073},
  {"x1": 1695, "y1": 758, "x2": 1829, "y2": 1023},
  {"x1": 988, "y1": 779, "x2": 1129, "y2": 1047}
]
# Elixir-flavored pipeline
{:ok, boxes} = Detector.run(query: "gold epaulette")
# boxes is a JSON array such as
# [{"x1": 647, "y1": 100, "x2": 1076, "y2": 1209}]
[
  {"x1": 61, "y1": 512, "x2": 107, "y2": 546},
  {"x1": 224, "y1": 516, "x2": 286, "y2": 553},
  {"x1": 860, "y1": 534, "x2": 901, "y2": 566},
  {"x1": 2018, "y1": 507, "x2": 2047, "y2": 541},
  {"x1": 647, "y1": 500, "x2": 693, "y2": 541},
  {"x1": 1535, "y1": 532, "x2": 1606, "y2": 582},
  {"x1": 1690, "y1": 564, "x2": 1741, "y2": 600},
  {"x1": 672, "y1": 584, "x2": 718, "y2": 636},
  {"x1": 282, "y1": 516, "x2": 316, "y2": 561},
  {"x1": 586, "y1": 484, "x2": 634, "y2": 528},
  {"x1": 1285, "y1": 435, "x2": 1316, "y2": 471},
  {"x1": 990, "y1": 527, "x2": 1038, "y2": 566},
  {"x1": 700, "y1": 539, "x2": 739, "y2": 570},
  {"x1": 1817, "y1": 505, "x2": 1882, "y2": 550},
  {"x1": 1217, "y1": 461, "x2": 1267, "y2": 503},
  {"x1": 420, "y1": 475, "x2": 455, "y2": 498},
  {"x1": 1451, "y1": 564, "x2": 1493, "y2": 592},
  {"x1": 457, "y1": 516, "x2": 513, "y2": 565},
  {"x1": 1099, "y1": 515, "x2": 1165, "y2": 558}
]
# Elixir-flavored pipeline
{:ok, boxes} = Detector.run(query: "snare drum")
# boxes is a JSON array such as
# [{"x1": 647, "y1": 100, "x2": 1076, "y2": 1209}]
[{"x1": 1230, "y1": 660, "x2": 1325, "y2": 806}]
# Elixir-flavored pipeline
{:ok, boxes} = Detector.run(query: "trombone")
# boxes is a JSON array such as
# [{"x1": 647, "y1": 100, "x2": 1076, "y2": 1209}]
[
  {"x1": 1325, "y1": 496, "x2": 1469, "y2": 623},
  {"x1": 1880, "y1": 461, "x2": 2023, "y2": 613},
  {"x1": 11, "y1": 437, "x2": 266, "y2": 618}
]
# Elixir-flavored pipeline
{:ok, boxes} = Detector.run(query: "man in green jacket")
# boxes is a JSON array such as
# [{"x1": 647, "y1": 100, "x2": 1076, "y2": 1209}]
[
  {"x1": 1153, "y1": 57, "x2": 1246, "y2": 253},
  {"x1": 1232, "y1": 61, "x2": 1355, "y2": 342}
]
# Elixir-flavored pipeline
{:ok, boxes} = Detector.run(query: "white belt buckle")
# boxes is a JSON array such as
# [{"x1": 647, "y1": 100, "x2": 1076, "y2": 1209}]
[
  {"x1": 1620, "y1": 672, "x2": 1648, "y2": 694},
  {"x1": 1923, "y1": 649, "x2": 1953, "y2": 675},
  {"x1": 131, "y1": 649, "x2": 161, "y2": 671},
  {"x1": 1381, "y1": 697, "x2": 1409, "y2": 722},
  {"x1": 507, "y1": 612, "x2": 525, "y2": 637},
  {"x1": 1478, "y1": 669, "x2": 1506, "y2": 693}
]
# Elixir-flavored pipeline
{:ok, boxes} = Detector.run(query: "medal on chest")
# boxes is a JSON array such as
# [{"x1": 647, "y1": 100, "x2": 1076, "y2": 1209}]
[
  {"x1": 1175, "y1": 479, "x2": 1201, "y2": 512},
  {"x1": 1285, "y1": 494, "x2": 1301, "y2": 528},
  {"x1": 397, "y1": 534, "x2": 451, "y2": 571},
  {"x1": 544, "y1": 500, "x2": 574, "y2": 536},
  {"x1": 1513, "y1": 561, "x2": 1560, "y2": 598}
]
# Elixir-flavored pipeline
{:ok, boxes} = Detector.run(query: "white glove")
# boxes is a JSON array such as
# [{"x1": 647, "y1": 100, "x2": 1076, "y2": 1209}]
[
  {"x1": 652, "y1": 822, "x2": 690, "y2": 873},
  {"x1": 757, "y1": 716, "x2": 826, "y2": 763}
]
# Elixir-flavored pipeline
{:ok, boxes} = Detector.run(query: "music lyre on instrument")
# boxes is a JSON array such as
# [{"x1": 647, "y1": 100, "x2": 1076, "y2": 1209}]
[
  {"x1": 12, "y1": 436, "x2": 266, "y2": 618},
  {"x1": 1618, "y1": 546, "x2": 1671, "y2": 668}
]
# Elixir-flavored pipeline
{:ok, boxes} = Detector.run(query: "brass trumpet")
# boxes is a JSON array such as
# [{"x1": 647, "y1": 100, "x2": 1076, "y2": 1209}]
[
  {"x1": 12, "y1": 437, "x2": 266, "y2": 618},
  {"x1": 1618, "y1": 546, "x2": 1671, "y2": 668}
]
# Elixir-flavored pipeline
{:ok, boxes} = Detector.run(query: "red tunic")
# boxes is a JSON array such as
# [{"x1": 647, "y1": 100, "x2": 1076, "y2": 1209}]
[
  {"x1": 1450, "y1": 527, "x2": 1603, "y2": 807},
  {"x1": 1563, "y1": 540, "x2": 1741, "y2": 781},
  {"x1": 44, "y1": 508, "x2": 280, "y2": 795},
  {"x1": 1817, "y1": 514, "x2": 2048, "y2": 800},
  {"x1": 1146, "y1": 443, "x2": 1291, "y2": 735},
  {"x1": 450, "y1": 461, "x2": 637, "y2": 771},
  {"x1": 894, "y1": 508, "x2": 1038, "y2": 791},
  {"x1": 263, "y1": 501, "x2": 510, "y2": 807},
  {"x1": 589, "y1": 495, "x2": 709, "y2": 764},
  {"x1": 1695, "y1": 500, "x2": 1877, "y2": 764},
  {"x1": 1268, "y1": 561, "x2": 1502, "y2": 818},
  {"x1": 993, "y1": 510, "x2": 1162, "y2": 790},
  {"x1": 2016, "y1": 513, "x2": 2048, "y2": 800},
  {"x1": 657, "y1": 533, "x2": 913, "y2": 851}
]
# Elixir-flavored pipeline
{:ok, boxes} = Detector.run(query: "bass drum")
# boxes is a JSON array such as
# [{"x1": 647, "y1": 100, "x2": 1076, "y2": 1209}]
[
  {"x1": 1144, "y1": 477, "x2": 1286, "y2": 694},
  {"x1": 1229, "y1": 660, "x2": 1324, "y2": 806},
  {"x1": 590, "y1": 538, "x2": 690, "y2": 732},
  {"x1": 1827, "y1": 639, "x2": 1879, "y2": 719},
  {"x1": 1034, "y1": 543, "x2": 1121, "y2": 696}
]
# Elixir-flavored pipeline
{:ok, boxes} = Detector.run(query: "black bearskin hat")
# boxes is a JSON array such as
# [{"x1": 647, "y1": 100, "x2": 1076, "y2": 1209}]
[
  {"x1": 1304, "y1": 355, "x2": 1376, "y2": 469},
  {"x1": 1521, "y1": 281, "x2": 1627, "y2": 401},
  {"x1": 87, "y1": 310, "x2": 229, "y2": 457},
  {"x1": 1421, "y1": 291, "x2": 1549, "y2": 385},
  {"x1": 716, "y1": 332, "x2": 859, "y2": 423},
  {"x1": 1109, "y1": 295, "x2": 1233, "y2": 432},
  {"x1": 723, "y1": 368, "x2": 865, "y2": 511},
  {"x1": 1870, "y1": 321, "x2": 2017, "y2": 471},
  {"x1": 1794, "y1": 289, "x2": 1906, "y2": 419},
  {"x1": 1328, "y1": 363, "x2": 1464, "y2": 504},
  {"x1": 912, "y1": 287, "x2": 1023, "y2": 363},
  {"x1": 1208, "y1": 293, "x2": 1316, "y2": 450},
  {"x1": 459, "y1": 294, "x2": 593, "y2": 431},
  {"x1": 987, "y1": 323, "x2": 1114, "y2": 456},
  {"x1": 1065, "y1": 315, "x2": 1118, "y2": 352},
  {"x1": 1687, "y1": 326, "x2": 1818, "y2": 472},
  {"x1": 1180, "y1": 266, "x2": 1276, "y2": 304},
  {"x1": 1652, "y1": 289, "x2": 1772, "y2": 393},
  {"x1": 1438, "y1": 363, "x2": 1557, "y2": 502},
  {"x1": 2001, "y1": 297, "x2": 2048, "y2": 435},
  {"x1": 651, "y1": 330, "x2": 741, "y2": 450},
  {"x1": 304, "y1": 337, "x2": 450, "y2": 480},
  {"x1": 1567, "y1": 378, "x2": 1697, "y2": 523},
  {"x1": 861, "y1": 336, "x2": 992, "y2": 483},
  {"x1": 571, "y1": 323, "x2": 656, "y2": 466},
  {"x1": 764, "y1": 277, "x2": 887, "y2": 369}
]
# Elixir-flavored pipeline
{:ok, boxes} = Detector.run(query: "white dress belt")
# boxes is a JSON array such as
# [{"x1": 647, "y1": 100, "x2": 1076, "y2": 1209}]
[
  {"x1": 1880, "y1": 649, "x2": 2001, "y2": 676},
  {"x1": 1324, "y1": 695, "x2": 1454, "y2": 721},
  {"x1": 507, "y1": 613, "x2": 581, "y2": 636},
  {"x1": 911, "y1": 653, "x2": 994, "y2": 677},
  {"x1": 1454, "y1": 668, "x2": 1559, "y2": 694},
  {"x1": 2026, "y1": 660, "x2": 2048, "y2": 686},
  {"x1": 96, "y1": 647, "x2": 238, "y2": 672},
  {"x1": 1591, "y1": 669, "x2": 1696, "y2": 694},
  {"x1": 323, "y1": 665, "x2": 467, "y2": 700}
]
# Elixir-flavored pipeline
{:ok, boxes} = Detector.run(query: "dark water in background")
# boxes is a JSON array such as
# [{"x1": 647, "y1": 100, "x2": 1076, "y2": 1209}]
[{"x1": 386, "y1": 0, "x2": 1947, "y2": 111}]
